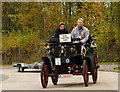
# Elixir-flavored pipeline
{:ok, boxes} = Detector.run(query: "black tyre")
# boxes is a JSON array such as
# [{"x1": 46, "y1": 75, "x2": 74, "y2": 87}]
[
  {"x1": 92, "y1": 53, "x2": 98, "y2": 84},
  {"x1": 83, "y1": 60, "x2": 89, "y2": 87},
  {"x1": 92, "y1": 68, "x2": 97, "y2": 84},
  {"x1": 51, "y1": 66, "x2": 58, "y2": 85},
  {"x1": 41, "y1": 63, "x2": 48, "y2": 88}
]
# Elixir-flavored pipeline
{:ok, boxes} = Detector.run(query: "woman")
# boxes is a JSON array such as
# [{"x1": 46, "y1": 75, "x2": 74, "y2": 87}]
[{"x1": 54, "y1": 22, "x2": 69, "y2": 38}]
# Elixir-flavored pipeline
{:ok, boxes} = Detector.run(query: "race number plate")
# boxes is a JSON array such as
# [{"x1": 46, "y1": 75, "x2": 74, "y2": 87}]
[
  {"x1": 55, "y1": 58, "x2": 61, "y2": 65},
  {"x1": 59, "y1": 34, "x2": 71, "y2": 43},
  {"x1": 58, "y1": 74, "x2": 73, "y2": 78}
]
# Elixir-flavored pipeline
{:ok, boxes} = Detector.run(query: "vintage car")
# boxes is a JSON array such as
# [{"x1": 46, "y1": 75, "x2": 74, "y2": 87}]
[{"x1": 41, "y1": 34, "x2": 99, "y2": 88}]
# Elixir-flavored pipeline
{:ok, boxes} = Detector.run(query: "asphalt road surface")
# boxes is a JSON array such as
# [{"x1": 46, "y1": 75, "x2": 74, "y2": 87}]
[{"x1": 1, "y1": 66, "x2": 119, "y2": 90}]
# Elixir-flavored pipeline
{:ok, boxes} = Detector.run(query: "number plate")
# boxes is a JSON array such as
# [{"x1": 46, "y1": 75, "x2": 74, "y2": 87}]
[
  {"x1": 55, "y1": 58, "x2": 61, "y2": 65},
  {"x1": 58, "y1": 74, "x2": 73, "y2": 78},
  {"x1": 59, "y1": 34, "x2": 71, "y2": 43}
]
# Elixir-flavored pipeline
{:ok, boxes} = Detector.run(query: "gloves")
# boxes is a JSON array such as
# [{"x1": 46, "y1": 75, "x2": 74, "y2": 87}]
[{"x1": 80, "y1": 40, "x2": 85, "y2": 43}]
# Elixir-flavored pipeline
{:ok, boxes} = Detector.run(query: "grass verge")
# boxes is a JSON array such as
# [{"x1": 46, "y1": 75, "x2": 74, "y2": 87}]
[
  {"x1": 98, "y1": 62, "x2": 120, "y2": 65},
  {"x1": 114, "y1": 66, "x2": 120, "y2": 70}
]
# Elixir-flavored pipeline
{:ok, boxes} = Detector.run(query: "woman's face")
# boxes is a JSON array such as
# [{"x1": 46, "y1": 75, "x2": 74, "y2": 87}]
[{"x1": 60, "y1": 25, "x2": 65, "y2": 30}]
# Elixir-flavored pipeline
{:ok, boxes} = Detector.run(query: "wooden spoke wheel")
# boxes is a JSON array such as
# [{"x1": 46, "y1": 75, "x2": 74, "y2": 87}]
[
  {"x1": 51, "y1": 66, "x2": 58, "y2": 85},
  {"x1": 92, "y1": 53, "x2": 98, "y2": 84},
  {"x1": 41, "y1": 63, "x2": 48, "y2": 88},
  {"x1": 92, "y1": 68, "x2": 97, "y2": 84},
  {"x1": 83, "y1": 60, "x2": 89, "y2": 87}
]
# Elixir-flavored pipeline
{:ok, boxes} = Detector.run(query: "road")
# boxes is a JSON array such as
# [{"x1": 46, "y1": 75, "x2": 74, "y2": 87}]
[{"x1": 1, "y1": 66, "x2": 119, "y2": 90}]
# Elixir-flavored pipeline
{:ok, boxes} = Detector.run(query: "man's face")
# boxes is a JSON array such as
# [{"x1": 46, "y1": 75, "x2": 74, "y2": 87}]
[{"x1": 77, "y1": 20, "x2": 84, "y2": 27}]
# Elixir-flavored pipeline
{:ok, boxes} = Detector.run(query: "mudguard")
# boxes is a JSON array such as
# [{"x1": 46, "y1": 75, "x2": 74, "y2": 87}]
[
  {"x1": 42, "y1": 57, "x2": 50, "y2": 63},
  {"x1": 85, "y1": 48, "x2": 94, "y2": 75}
]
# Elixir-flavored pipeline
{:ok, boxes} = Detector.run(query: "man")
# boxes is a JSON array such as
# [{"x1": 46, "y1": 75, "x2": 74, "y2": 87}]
[
  {"x1": 54, "y1": 22, "x2": 69, "y2": 38},
  {"x1": 71, "y1": 18, "x2": 95, "y2": 75},
  {"x1": 71, "y1": 18, "x2": 89, "y2": 43}
]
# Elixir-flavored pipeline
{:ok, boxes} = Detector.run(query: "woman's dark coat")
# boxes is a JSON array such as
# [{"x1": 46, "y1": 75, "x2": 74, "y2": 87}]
[{"x1": 54, "y1": 28, "x2": 69, "y2": 38}]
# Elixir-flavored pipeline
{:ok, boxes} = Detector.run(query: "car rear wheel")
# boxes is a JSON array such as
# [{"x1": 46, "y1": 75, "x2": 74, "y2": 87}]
[
  {"x1": 83, "y1": 60, "x2": 89, "y2": 87},
  {"x1": 51, "y1": 66, "x2": 58, "y2": 85},
  {"x1": 92, "y1": 53, "x2": 98, "y2": 84}
]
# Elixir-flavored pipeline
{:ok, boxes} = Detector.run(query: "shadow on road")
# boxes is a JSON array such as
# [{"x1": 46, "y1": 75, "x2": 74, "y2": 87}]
[{"x1": 48, "y1": 82, "x2": 95, "y2": 88}]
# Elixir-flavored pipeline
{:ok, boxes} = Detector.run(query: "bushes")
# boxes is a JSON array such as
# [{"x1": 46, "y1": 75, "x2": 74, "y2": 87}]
[
  {"x1": 97, "y1": 42, "x2": 120, "y2": 63},
  {"x1": 2, "y1": 30, "x2": 46, "y2": 64}
]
